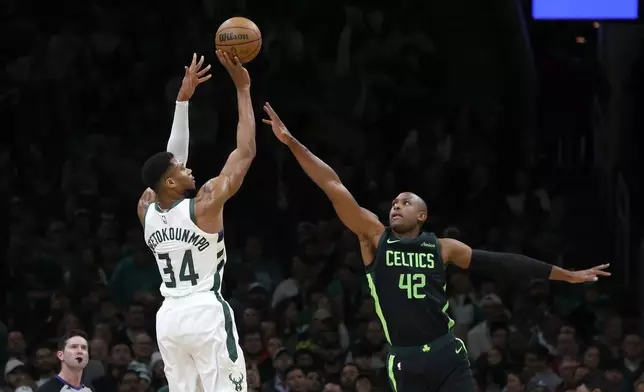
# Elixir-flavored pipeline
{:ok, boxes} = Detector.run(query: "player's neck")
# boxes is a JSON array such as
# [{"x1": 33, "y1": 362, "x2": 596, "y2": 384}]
[
  {"x1": 157, "y1": 194, "x2": 182, "y2": 210},
  {"x1": 58, "y1": 367, "x2": 83, "y2": 387},
  {"x1": 392, "y1": 228, "x2": 421, "y2": 238}
]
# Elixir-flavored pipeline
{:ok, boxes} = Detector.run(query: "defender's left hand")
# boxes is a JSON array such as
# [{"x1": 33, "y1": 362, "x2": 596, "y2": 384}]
[{"x1": 566, "y1": 264, "x2": 611, "y2": 283}]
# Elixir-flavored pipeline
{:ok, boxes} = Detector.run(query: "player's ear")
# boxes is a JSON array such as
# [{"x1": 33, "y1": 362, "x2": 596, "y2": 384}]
[
  {"x1": 418, "y1": 211, "x2": 427, "y2": 223},
  {"x1": 57, "y1": 350, "x2": 64, "y2": 361},
  {"x1": 165, "y1": 177, "x2": 176, "y2": 188}
]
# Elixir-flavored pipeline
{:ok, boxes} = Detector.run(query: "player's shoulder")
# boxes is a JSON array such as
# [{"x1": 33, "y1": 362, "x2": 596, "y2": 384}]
[
  {"x1": 195, "y1": 176, "x2": 228, "y2": 201},
  {"x1": 373, "y1": 226, "x2": 392, "y2": 245},
  {"x1": 422, "y1": 230, "x2": 438, "y2": 240}
]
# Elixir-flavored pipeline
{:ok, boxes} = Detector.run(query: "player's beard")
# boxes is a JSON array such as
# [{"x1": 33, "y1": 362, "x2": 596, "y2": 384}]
[{"x1": 183, "y1": 188, "x2": 198, "y2": 199}]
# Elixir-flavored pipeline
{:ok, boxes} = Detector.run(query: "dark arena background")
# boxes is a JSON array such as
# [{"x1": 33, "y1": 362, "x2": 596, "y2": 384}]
[{"x1": 4, "y1": 0, "x2": 644, "y2": 390}]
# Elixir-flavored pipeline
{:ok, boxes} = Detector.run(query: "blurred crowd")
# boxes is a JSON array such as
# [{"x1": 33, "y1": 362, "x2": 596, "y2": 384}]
[{"x1": 3, "y1": 0, "x2": 640, "y2": 392}]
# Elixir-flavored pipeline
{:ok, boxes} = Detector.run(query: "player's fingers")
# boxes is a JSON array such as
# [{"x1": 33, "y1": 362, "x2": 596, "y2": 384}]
[
  {"x1": 264, "y1": 107, "x2": 277, "y2": 120},
  {"x1": 594, "y1": 270, "x2": 611, "y2": 276},
  {"x1": 217, "y1": 50, "x2": 229, "y2": 66},
  {"x1": 233, "y1": 56, "x2": 242, "y2": 67},
  {"x1": 221, "y1": 51, "x2": 233, "y2": 67},
  {"x1": 197, "y1": 74, "x2": 213, "y2": 83},
  {"x1": 265, "y1": 102, "x2": 280, "y2": 120},
  {"x1": 191, "y1": 53, "x2": 197, "y2": 67},
  {"x1": 197, "y1": 55, "x2": 205, "y2": 69},
  {"x1": 197, "y1": 64, "x2": 211, "y2": 77},
  {"x1": 594, "y1": 263, "x2": 610, "y2": 270},
  {"x1": 262, "y1": 119, "x2": 272, "y2": 125}
]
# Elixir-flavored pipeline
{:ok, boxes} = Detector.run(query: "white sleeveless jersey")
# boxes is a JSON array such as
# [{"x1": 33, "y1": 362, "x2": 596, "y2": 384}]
[{"x1": 143, "y1": 198, "x2": 226, "y2": 298}]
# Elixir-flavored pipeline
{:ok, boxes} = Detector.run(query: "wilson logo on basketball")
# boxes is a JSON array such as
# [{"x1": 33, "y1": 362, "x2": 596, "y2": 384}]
[{"x1": 219, "y1": 32, "x2": 250, "y2": 42}]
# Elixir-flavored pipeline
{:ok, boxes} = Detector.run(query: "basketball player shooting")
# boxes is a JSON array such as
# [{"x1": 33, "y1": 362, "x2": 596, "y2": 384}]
[
  {"x1": 138, "y1": 51, "x2": 254, "y2": 392},
  {"x1": 262, "y1": 103, "x2": 610, "y2": 392}
]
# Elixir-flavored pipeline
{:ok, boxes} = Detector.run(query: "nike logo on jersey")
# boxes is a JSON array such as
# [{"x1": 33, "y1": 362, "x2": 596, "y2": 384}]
[
  {"x1": 455, "y1": 346, "x2": 463, "y2": 354},
  {"x1": 387, "y1": 238, "x2": 400, "y2": 244}
]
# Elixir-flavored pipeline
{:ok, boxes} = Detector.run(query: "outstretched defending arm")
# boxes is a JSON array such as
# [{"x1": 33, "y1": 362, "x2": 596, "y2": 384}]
[
  {"x1": 262, "y1": 103, "x2": 384, "y2": 242},
  {"x1": 439, "y1": 238, "x2": 611, "y2": 284}
]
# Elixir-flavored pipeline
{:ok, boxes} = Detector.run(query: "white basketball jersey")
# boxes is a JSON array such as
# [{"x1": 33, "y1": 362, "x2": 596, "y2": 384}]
[{"x1": 143, "y1": 199, "x2": 226, "y2": 298}]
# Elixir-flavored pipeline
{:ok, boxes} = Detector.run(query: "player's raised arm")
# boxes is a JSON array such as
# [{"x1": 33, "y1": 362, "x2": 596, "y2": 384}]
[
  {"x1": 439, "y1": 238, "x2": 611, "y2": 284},
  {"x1": 168, "y1": 53, "x2": 212, "y2": 164},
  {"x1": 262, "y1": 103, "x2": 384, "y2": 244},
  {"x1": 137, "y1": 55, "x2": 212, "y2": 225},
  {"x1": 201, "y1": 50, "x2": 256, "y2": 206}
]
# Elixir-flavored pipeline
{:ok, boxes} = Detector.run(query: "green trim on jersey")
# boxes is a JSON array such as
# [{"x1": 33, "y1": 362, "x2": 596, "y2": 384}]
[
  {"x1": 387, "y1": 355, "x2": 399, "y2": 392},
  {"x1": 366, "y1": 272, "x2": 393, "y2": 344},
  {"x1": 442, "y1": 284, "x2": 456, "y2": 330},
  {"x1": 154, "y1": 199, "x2": 183, "y2": 213},
  {"x1": 189, "y1": 198, "x2": 197, "y2": 225},
  {"x1": 211, "y1": 262, "x2": 238, "y2": 363},
  {"x1": 433, "y1": 234, "x2": 455, "y2": 330}
]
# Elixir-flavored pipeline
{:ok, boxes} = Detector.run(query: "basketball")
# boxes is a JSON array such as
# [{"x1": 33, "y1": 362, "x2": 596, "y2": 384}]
[{"x1": 215, "y1": 17, "x2": 262, "y2": 64}]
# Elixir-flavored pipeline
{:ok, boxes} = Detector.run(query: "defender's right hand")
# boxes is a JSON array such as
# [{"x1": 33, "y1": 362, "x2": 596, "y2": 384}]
[
  {"x1": 262, "y1": 102, "x2": 293, "y2": 145},
  {"x1": 216, "y1": 50, "x2": 250, "y2": 90}
]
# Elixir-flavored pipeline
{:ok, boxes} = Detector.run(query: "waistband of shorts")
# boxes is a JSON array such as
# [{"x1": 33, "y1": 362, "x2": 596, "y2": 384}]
[
  {"x1": 162, "y1": 291, "x2": 219, "y2": 302},
  {"x1": 388, "y1": 331, "x2": 456, "y2": 355}
]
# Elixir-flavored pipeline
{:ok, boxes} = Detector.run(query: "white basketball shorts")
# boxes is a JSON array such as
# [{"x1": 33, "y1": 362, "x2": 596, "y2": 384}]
[{"x1": 156, "y1": 292, "x2": 246, "y2": 392}]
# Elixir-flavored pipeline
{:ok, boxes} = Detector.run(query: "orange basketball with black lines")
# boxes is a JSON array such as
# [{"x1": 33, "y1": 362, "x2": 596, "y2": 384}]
[{"x1": 215, "y1": 17, "x2": 262, "y2": 63}]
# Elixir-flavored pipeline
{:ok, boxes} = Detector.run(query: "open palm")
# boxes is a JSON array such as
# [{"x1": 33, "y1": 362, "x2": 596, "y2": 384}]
[
  {"x1": 262, "y1": 102, "x2": 293, "y2": 144},
  {"x1": 177, "y1": 53, "x2": 212, "y2": 101}
]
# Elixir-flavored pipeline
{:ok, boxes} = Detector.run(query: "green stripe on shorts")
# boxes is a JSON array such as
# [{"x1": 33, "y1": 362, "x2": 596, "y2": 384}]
[{"x1": 211, "y1": 262, "x2": 238, "y2": 363}]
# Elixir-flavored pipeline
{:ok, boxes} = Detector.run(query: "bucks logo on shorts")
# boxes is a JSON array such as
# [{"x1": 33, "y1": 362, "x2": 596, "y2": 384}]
[{"x1": 229, "y1": 373, "x2": 244, "y2": 391}]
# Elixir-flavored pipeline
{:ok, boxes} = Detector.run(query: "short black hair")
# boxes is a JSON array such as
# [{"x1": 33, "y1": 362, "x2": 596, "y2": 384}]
[
  {"x1": 141, "y1": 151, "x2": 174, "y2": 191},
  {"x1": 57, "y1": 329, "x2": 89, "y2": 351}
]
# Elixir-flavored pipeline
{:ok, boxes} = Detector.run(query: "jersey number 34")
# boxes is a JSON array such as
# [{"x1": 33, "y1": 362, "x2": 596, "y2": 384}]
[{"x1": 158, "y1": 250, "x2": 200, "y2": 288}]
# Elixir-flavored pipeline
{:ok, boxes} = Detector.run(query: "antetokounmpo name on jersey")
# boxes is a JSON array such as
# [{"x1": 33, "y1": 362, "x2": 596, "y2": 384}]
[{"x1": 146, "y1": 228, "x2": 211, "y2": 253}]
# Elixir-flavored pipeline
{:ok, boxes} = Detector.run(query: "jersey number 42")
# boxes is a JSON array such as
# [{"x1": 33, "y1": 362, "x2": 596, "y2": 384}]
[
  {"x1": 158, "y1": 250, "x2": 200, "y2": 288},
  {"x1": 399, "y1": 273, "x2": 427, "y2": 299}
]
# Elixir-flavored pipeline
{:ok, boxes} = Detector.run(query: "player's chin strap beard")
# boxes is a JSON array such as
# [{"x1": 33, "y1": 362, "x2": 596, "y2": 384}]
[{"x1": 183, "y1": 188, "x2": 198, "y2": 199}]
